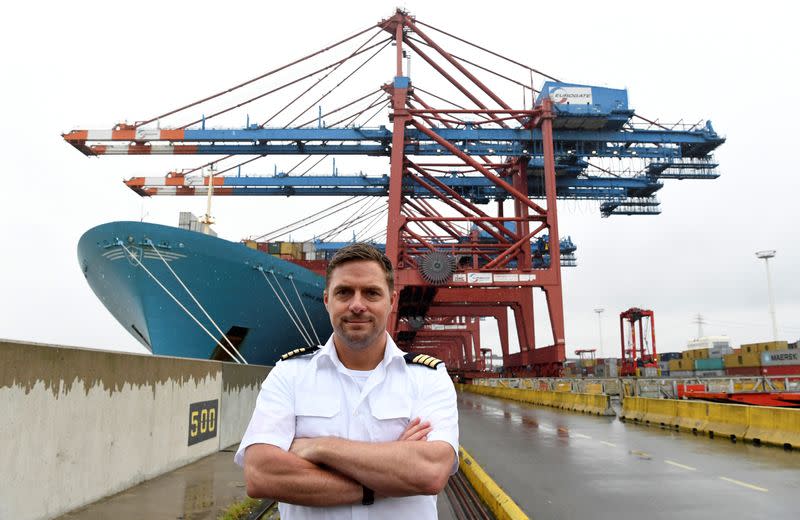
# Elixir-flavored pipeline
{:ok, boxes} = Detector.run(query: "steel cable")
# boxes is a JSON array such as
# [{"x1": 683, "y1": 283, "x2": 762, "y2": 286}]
[
  {"x1": 146, "y1": 239, "x2": 248, "y2": 364},
  {"x1": 258, "y1": 268, "x2": 313, "y2": 347},
  {"x1": 135, "y1": 25, "x2": 379, "y2": 128},
  {"x1": 118, "y1": 242, "x2": 246, "y2": 364}
]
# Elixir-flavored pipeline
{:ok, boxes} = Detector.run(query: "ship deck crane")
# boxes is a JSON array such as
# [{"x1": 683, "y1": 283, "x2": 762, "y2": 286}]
[{"x1": 63, "y1": 9, "x2": 724, "y2": 375}]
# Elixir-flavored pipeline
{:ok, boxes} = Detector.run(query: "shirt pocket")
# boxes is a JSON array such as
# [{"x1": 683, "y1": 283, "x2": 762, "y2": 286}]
[
  {"x1": 295, "y1": 394, "x2": 342, "y2": 438},
  {"x1": 368, "y1": 393, "x2": 412, "y2": 442}
]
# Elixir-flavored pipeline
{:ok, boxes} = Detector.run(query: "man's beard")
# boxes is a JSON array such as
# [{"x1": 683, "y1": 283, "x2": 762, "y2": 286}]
[{"x1": 334, "y1": 318, "x2": 379, "y2": 351}]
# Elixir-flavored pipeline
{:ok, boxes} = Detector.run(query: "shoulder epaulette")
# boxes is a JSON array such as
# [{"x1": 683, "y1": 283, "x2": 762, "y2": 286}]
[
  {"x1": 404, "y1": 352, "x2": 443, "y2": 369},
  {"x1": 280, "y1": 346, "x2": 320, "y2": 361}
]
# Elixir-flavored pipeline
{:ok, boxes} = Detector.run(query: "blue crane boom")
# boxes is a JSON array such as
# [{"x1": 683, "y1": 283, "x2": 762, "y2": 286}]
[{"x1": 64, "y1": 82, "x2": 724, "y2": 217}]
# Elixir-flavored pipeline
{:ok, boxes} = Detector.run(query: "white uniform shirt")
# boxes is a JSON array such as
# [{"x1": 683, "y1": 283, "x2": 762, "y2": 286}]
[{"x1": 235, "y1": 333, "x2": 459, "y2": 519}]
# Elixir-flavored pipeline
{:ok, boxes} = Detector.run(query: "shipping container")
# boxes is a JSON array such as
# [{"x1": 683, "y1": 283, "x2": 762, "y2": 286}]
[
  {"x1": 709, "y1": 346, "x2": 733, "y2": 358},
  {"x1": 694, "y1": 358, "x2": 724, "y2": 371},
  {"x1": 761, "y1": 365, "x2": 800, "y2": 376},
  {"x1": 761, "y1": 349, "x2": 800, "y2": 366},
  {"x1": 684, "y1": 348, "x2": 710, "y2": 360},
  {"x1": 243, "y1": 240, "x2": 257, "y2": 250},
  {"x1": 741, "y1": 341, "x2": 789, "y2": 354},
  {"x1": 280, "y1": 242, "x2": 293, "y2": 254},
  {"x1": 642, "y1": 366, "x2": 659, "y2": 377},
  {"x1": 257, "y1": 242, "x2": 269, "y2": 252},
  {"x1": 178, "y1": 211, "x2": 197, "y2": 226},
  {"x1": 695, "y1": 370, "x2": 726, "y2": 377},
  {"x1": 287, "y1": 259, "x2": 329, "y2": 277},
  {"x1": 268, "y1": 243, "x2": 281, "y2": 254},
  {"x1": 686, "y1": 336, "x2": 731, "y2": 357},
  {"x1": 725, "y1": 366, "x2": 762, "y2": 377},
  {"x1": 724, "y1": 351, "x2": 761, "y2": 367},
  {"x1": 670, "y1": 370, "x2": 695, "y2": 378}
]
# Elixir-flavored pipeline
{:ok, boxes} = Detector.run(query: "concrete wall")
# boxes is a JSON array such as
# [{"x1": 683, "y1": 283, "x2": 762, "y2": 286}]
[
  {"x1": 220, "y1": 362, "x2": 269, "y2": 449},
  {"x1": 0, "y1": 340, "x2": 269, "y2": 520}
]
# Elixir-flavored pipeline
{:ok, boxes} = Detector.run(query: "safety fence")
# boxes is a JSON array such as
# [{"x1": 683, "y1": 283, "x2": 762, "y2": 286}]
[
  {"x1": 474, "y1": 375, "x2": 800, "y2": 399},
  {"x1": 458, "y1": 383, "x2": 615, "y2": 416},
  {"x1": 473, "y1": 377, "x2": 622, "y2": 396},
  {"x1": 620, "y1": 396, "x2": 800, "y2": 449}
]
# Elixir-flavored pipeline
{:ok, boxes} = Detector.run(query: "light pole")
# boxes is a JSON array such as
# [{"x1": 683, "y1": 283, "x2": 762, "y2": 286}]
[
  {"x1": 755, "y1": 250, "x2": 778, "y2": 341},
  {"x1": 594, "y1": 308, "x2": 605, "y2": 358}
]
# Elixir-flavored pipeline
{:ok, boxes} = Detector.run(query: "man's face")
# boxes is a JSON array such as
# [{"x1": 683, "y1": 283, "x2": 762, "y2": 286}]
[{"x1": 324, "y1": 260, "x2": 396, "y2": 352}]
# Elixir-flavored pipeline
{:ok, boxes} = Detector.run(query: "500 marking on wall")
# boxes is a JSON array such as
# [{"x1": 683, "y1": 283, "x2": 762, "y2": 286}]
[{"x1": 188, "y1": 399, "x2": 218, "y2": 446}]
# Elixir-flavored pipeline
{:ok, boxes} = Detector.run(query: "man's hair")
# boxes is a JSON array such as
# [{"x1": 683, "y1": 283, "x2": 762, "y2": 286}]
[{"x1": 325, "y1": 243, "x2": 394, "y2": 292}]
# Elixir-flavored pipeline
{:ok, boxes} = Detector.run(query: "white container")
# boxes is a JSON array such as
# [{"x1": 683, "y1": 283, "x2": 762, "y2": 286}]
[{"x1": 761, "y1": 349, "x2": 800, "y2": 366}]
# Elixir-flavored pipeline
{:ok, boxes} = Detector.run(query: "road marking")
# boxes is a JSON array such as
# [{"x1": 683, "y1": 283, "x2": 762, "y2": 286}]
[
  {"x1": 664, "y1": 459, "x2": 696, "y2": 471},
  {"x1": 572, "y1": 433, "x2": 592, "y2": 439},
  {"x1": 719, "y1": 477, "x2": 768, "y2": 493},
  {"x1": 629, "y1": 449, "x2": 652, "y2": 459},
  {"x1": 600, "y1": 441, "x2": 617, "y2": 447}
]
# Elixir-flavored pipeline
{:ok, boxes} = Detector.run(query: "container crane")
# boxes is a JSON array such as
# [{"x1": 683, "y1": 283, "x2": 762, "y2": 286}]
[
  {"x1": 63, "y1": 9, "x2": 724, "y2": 376},
  {"x1": 619, "y1": 307, "x2": 659, "y2": 377}
]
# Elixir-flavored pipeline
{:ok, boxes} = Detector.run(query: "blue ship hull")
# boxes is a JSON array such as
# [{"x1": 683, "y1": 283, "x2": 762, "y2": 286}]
[{"x1": 78, "y1": 221, "x2": 331, "y2": 365}]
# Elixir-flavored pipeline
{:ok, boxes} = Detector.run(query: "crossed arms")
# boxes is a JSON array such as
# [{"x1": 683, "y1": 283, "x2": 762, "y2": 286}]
[{"x1": 244, "y1": 418, "x2": 455, "y2": 506}]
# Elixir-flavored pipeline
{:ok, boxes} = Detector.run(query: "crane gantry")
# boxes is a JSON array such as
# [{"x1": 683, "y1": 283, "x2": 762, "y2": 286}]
[{"x1": 64, "y1": 9, "x2": 724, "y2": 376}]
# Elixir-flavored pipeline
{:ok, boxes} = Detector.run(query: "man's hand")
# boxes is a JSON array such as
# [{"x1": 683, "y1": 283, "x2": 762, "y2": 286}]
[
  {"x1": 288, "y1": 437, "x2": 319, "y2": 462},
  {"x1": 243, "y1": 444, "x2": 362, "y2": 505},
  {"x1": 289, "y1": 417, "x2": 431, "y2": 462},
  {"x1": 398, "y1": 417, "x2": 432, "y2": 441}
]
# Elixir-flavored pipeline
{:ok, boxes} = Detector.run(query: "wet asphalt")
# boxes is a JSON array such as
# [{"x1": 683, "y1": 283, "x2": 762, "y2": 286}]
[{"x1": 458, "y1": 391, "x2": 800, "y2": 520}]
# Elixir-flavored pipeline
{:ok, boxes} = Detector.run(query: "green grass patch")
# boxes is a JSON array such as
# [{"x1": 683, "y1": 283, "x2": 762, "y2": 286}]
[{"x1": 218, "y1": 497, "x2": 261, "y2": 520}]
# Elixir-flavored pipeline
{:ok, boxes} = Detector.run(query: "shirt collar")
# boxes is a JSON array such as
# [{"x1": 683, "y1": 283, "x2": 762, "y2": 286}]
[{"x1": 317, "y1": 332, "x2": 405, "y2": 372}]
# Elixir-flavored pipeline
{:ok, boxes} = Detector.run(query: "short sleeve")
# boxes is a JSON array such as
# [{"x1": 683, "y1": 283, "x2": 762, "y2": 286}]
[
  {"x1": 234, "y1": 361, "x2": 296, "y2": 466},
  {"x1": 413, "y1": 366, "x2": 460, "y2": 474}
]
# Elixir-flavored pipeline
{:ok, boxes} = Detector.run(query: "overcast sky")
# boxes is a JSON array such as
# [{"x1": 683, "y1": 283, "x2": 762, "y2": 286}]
[{"x1": 1, "y1": 0, "x2": 798, "y2": 360}]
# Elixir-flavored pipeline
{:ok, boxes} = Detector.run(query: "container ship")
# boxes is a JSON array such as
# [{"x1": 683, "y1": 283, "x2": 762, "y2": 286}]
[
  {"x1": 79, "y1": 214, "x2": 577, "y2": 365},
  {"x1": 78, "y1": 218, "x2": 335, "y2": 365}
]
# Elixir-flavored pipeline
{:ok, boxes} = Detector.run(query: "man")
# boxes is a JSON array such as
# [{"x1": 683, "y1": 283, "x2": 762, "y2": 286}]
[{"x1": 235, "y1": 243, "x2": 459, "y2": 518}]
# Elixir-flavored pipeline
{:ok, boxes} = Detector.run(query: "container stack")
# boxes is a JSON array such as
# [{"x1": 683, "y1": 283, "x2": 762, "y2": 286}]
[
  {"x1": 594, "y1": 358, "x2": 618, "y2": 378},
  {"x1": 178, "y1": 212, "x2": 217, "y2": 237},
  {"x1": 242, "y1": 240, "x2": 316, "y2": 260},
  {"x1": 756, "y1": 341, "x2": 798, "y2": 376},
  {"x1": 667, "y1": 356, "x2": 694, "y2": 378}
]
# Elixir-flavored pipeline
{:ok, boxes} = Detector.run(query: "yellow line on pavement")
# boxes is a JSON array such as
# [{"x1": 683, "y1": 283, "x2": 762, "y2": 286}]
[
  {"x1": 664, "y1": 459, "x2": 696, "y2": 471},
  {"x1": 719, "y1": 476, "x2": 768, "y2": 493}
]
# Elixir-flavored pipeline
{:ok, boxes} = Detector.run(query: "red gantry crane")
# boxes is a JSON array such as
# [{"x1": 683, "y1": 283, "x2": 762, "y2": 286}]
[
  {"x1": 63, "y1": 10, "x2": 724, "y2": 377},
  {"x1": 619, "y1": 307, "x2": 659, "y2": 377}
]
